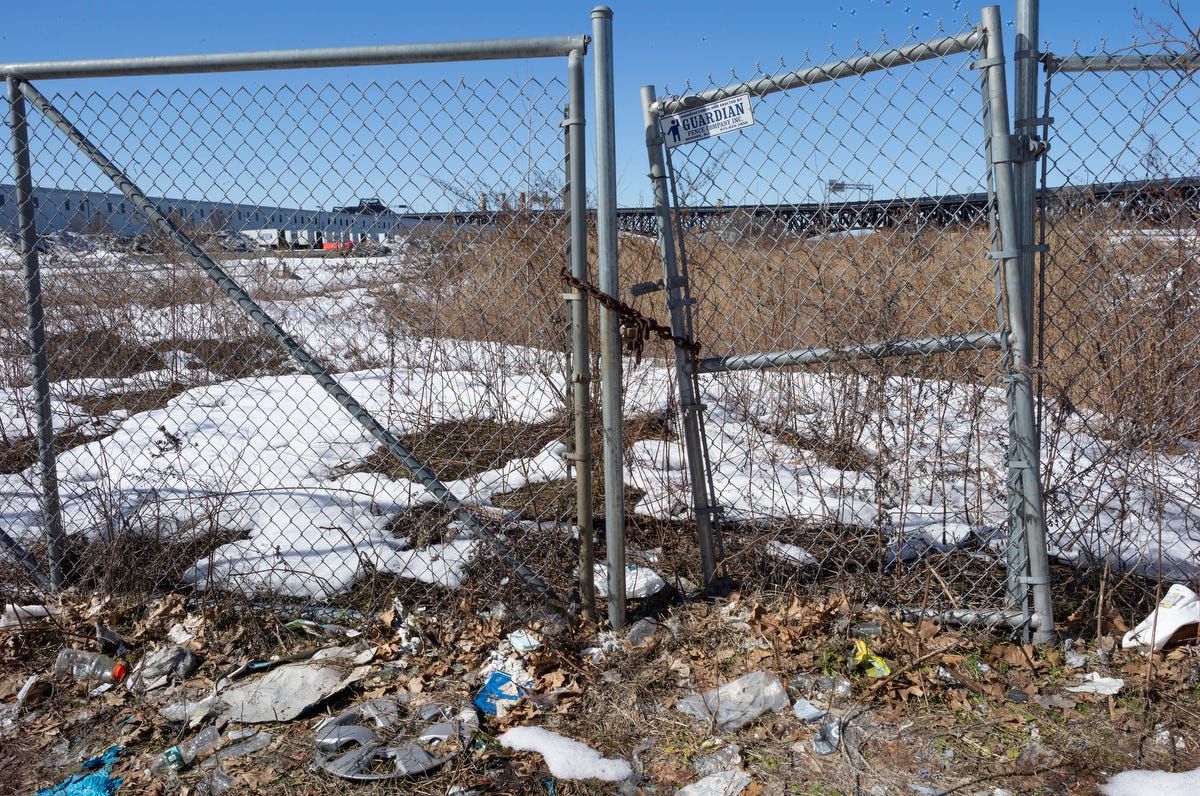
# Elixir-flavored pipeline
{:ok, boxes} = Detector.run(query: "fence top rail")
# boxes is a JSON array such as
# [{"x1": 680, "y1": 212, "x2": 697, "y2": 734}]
[
  {"x1": 650, "y1": 28, "x2": 982, "y2": 116},
  {"x1": 0, "y1": 35, "x2": 591, "y2": 80},
  {"x1": 1046, "y1": 48, "x2": 1200, "y2": 74}
]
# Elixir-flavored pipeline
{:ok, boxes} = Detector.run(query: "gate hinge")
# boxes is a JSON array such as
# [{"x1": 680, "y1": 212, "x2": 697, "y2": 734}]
[{"x1": 1013, "y1": 133, "x2": 1050, "y2": 161}]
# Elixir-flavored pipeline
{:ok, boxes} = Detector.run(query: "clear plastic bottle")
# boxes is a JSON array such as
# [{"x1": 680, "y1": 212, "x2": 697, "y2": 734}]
[
  {"x1": 53, "y1": 649, "x2": 127, "y2": 683},
  {"x1": 150, "y1": 726, "x2": 223, "y2": 776}
]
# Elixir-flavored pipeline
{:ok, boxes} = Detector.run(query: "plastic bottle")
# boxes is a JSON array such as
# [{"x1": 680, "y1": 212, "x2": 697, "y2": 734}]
[
  {"x1": 150, "y1": 726, "x2": 223, "y2": 776},
  {"x1": 53, "y1": 649, "x2": 127, "y2": 683}
]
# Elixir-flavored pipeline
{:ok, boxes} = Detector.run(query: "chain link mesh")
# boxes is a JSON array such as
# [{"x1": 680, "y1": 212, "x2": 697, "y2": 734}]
[
  {"x1": 1038, "y1": 51, "x2": 1200, "y2": 584},
  {"x1": 1, "y1": 68, "x2": 586, "y2": 615},
  {"x1": 628, "y1": 21, "x2": 1020, "y2": 608},
  {"x1": 6, "y1": 26, "x2": 1193, "y2": 623}
]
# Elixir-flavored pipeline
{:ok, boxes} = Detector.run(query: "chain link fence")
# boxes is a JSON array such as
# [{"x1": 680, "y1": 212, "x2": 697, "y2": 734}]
[
  {"x1": 1038, "y1": 47, "x2": 1200, "y2": 587},
  {"x1": 5, "y1": 12, "x2": 1196, "y2": 633},
  {"x1": 631, "y1": 16, "x2": 1030, "y2": 613},
  {"x1": 1, "y1": 40, "x2": 606, "y2": 617}
]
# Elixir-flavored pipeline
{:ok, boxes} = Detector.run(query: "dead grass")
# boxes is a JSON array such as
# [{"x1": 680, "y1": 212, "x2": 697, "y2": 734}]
[
  {"x1": 0, "y1": 424, "x2": 100, "y2": 475},
  {"x1": 0, "y1": 385, "x2": 187, "y2": 474},
  {"x1": 60, "y1": 526, "x2": 250, "y2": 600},
  {"x1": 1, "y1": 204, "x2": 1197, "y2": 654},
  {"x1": 348, "y1": 418, "x2": 565, "y2": 483},
  {"x1": 372, "y1": 217, "x2": 575, "y2": 348},
  {"x1": 1040, "y1": 208, "x2": 1200, "y2": 444}
]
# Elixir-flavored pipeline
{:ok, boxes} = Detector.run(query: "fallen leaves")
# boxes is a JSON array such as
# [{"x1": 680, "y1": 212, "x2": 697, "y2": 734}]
[{"x1": 8, "y1": 587, "x2": 1200, "y2": 796}]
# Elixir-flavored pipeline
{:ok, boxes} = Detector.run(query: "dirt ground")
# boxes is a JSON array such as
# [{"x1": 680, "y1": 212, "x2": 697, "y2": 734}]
[{"x1": 3, "y1": 583, "x2": 1200, "y2": 796}]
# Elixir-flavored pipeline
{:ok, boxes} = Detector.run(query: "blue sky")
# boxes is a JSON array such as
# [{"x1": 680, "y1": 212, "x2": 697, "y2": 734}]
[{"x1": 0, "y1": 1, "x2": 1183, "y2": 208}]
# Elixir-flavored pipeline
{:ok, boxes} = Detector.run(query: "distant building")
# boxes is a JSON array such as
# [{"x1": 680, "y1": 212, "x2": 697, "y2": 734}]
[{"x1": 0, "y1": 185, "x2": 441, "y2": 247}]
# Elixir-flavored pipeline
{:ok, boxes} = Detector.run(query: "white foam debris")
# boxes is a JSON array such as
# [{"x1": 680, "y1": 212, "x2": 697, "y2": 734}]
[{"x1": 497, "y1": 726, "x2": 632, "y2": 782}]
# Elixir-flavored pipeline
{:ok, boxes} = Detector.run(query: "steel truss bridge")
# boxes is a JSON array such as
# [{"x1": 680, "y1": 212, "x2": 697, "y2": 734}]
[
  {"x1": 593, "y1": 176, "x2": 1200, "y2": 237},
  {"x1": 15, "y1": 175, "x2": 1189, "y2": 241}
]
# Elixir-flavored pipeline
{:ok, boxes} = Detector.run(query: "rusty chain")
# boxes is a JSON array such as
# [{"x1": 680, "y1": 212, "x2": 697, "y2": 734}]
[{"x1": 559, "y1": 267, "x2": 701, "y2": 365}]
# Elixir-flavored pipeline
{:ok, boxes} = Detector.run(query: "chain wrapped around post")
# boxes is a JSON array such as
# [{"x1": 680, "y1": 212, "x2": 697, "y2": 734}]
[{"x1": 559, "y1": 267, "x2": 700, "y2": 365}]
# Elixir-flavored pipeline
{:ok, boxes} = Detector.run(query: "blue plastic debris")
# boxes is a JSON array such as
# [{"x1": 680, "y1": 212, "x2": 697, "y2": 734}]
[
  {"x1": 472, "y1": 671, "x2": 527, "y2": 716},
  {"x1": 36, "y1": 745, "x2": 123, "y2": 796}
]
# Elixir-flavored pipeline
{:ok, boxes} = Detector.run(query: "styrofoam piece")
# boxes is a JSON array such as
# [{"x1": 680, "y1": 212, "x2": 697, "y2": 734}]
[
  {"x1": 0, "y1": 604, "x2": 59, "y2": 631},
  {"x1": 1122, "y1": 584, "x2": 1200, "y2": 652},
  {"x1": 764, "y1": 541, "x2": 818, "y2": 567},
  {"x1": 593, "y1": 563, "x2": 668, "y2": 600},
  {"x1": 506, "y1": 630, "x2": 541, "y2": 654},
  {"x1": 1065, "y1": 672, "x2": 1125, "y2": 695}
]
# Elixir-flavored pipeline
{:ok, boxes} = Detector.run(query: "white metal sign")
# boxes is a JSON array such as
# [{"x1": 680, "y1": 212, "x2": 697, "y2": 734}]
[{"x1": 661, "y1": 93, "x2": 755, "y2": 148}]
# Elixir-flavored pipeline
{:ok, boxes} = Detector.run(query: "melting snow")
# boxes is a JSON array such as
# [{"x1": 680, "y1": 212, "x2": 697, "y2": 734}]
[{"x1": 1, "y1": 246, "x2": 1197, "y2": 598}]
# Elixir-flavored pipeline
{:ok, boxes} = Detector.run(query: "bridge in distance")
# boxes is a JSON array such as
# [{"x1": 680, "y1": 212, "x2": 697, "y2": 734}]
[
  {"x1": 439, "y1": 176, "x2": 1200, "y2": 235},
  {"x1": 7, "y1": 175, "x2": 1191, "y2": 243},
  {"x1": 592, "y1": 176, "x2": 1200, "y2": 236}
]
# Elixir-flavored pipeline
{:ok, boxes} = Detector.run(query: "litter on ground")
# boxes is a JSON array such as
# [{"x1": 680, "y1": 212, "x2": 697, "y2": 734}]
[
  {"x1": 496, "y1": 725, "x2": 632, "y2": 782},
  {"x1": 675, "y1": 670, "x2": 790, "y2": 731},
  {"x1": 218, "y1": 645, "x2": 375, "y2": 723}
]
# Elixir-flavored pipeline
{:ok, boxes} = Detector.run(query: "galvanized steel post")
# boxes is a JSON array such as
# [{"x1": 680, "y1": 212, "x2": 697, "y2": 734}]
[
  {"x1": 980, "y1": 5, "x2": 1054, "y2": 643},
  {"x1": 592, "y1": 6, "x2": 625, "y2": 629},
  {"x1": 566, "y1": 49, "x2": 596, "y2": 622},
  {"x1": 641, "y1": 85, "x2": 719, "y2": 590},
  {"x1": 1014, "y1": 0, "x2": 1040, "y2": 370},
  {"x1": 1012, "y1": 0, "x2": 1055, "y2": 645},
  {"x1": 8, "y1": 76, "x2": 66, "y2": 591}
]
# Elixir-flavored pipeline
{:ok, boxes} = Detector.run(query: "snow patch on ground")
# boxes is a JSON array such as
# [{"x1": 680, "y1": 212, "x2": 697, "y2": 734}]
[
  {"x1": 2, "y1": 248, "x2": 1198, "y2": 598},
  {"x1": 1100, "y1": 765, "x2": 1200, "y2": 796}
]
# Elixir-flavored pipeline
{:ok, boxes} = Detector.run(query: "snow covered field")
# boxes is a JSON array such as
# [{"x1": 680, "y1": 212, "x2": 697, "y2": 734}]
[{"x1": 1, "y1": 235, "x2": 1197, "y2": 602}]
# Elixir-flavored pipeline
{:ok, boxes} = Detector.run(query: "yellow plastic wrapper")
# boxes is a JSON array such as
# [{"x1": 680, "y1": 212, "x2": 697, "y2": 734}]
[{"x1": 850, "y1": 638, "x2": 892, "y2": 677}]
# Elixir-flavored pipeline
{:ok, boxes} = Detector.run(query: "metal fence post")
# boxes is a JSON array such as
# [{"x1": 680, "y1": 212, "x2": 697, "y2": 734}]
[
  {"x1": 8, "y1": 76, "x2": 65, "y2": 592},
  {"x1": 640, "y1": 86, "x2": 719, "y2": 591},
  {"x1": 1014, "y1": 0, "x2": 1040, "y2": 354},
  {"x1": 1013, "y1": 0, "x2": 1056, "y2": 644},
  {"x1": 980, "y1": 5, "x2": 1055, "y2": 643},
  {"x1": 591, "y1": 5, "x2": 625, "y2": 630},
  {"x1": 566, "y1": 48, "x2": 596, "y2": 622}
]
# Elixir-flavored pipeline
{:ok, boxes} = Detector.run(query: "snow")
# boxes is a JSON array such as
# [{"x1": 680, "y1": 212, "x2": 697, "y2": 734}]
[
  {"x1": 1100, "y1": 766, "x2": 1200, "y2": 796},
  {"x1": 496, "y1": 726, "x2": 632, "y2": 782},
  {"x1": 2, "y1": 243, "x2": 1199, "y2": 599}
]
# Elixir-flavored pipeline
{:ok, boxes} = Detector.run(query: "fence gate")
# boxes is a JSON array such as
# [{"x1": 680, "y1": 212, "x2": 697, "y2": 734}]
[
  {"x1": 1, "y1": 21, "x2": 619, "y2": 621},
  {"x1": 1035, "y1": 45, "x2": 1200, "y2": 589},
  {"x1": 638, "y1": 6, "x2": 1053, "y2": 639}
]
